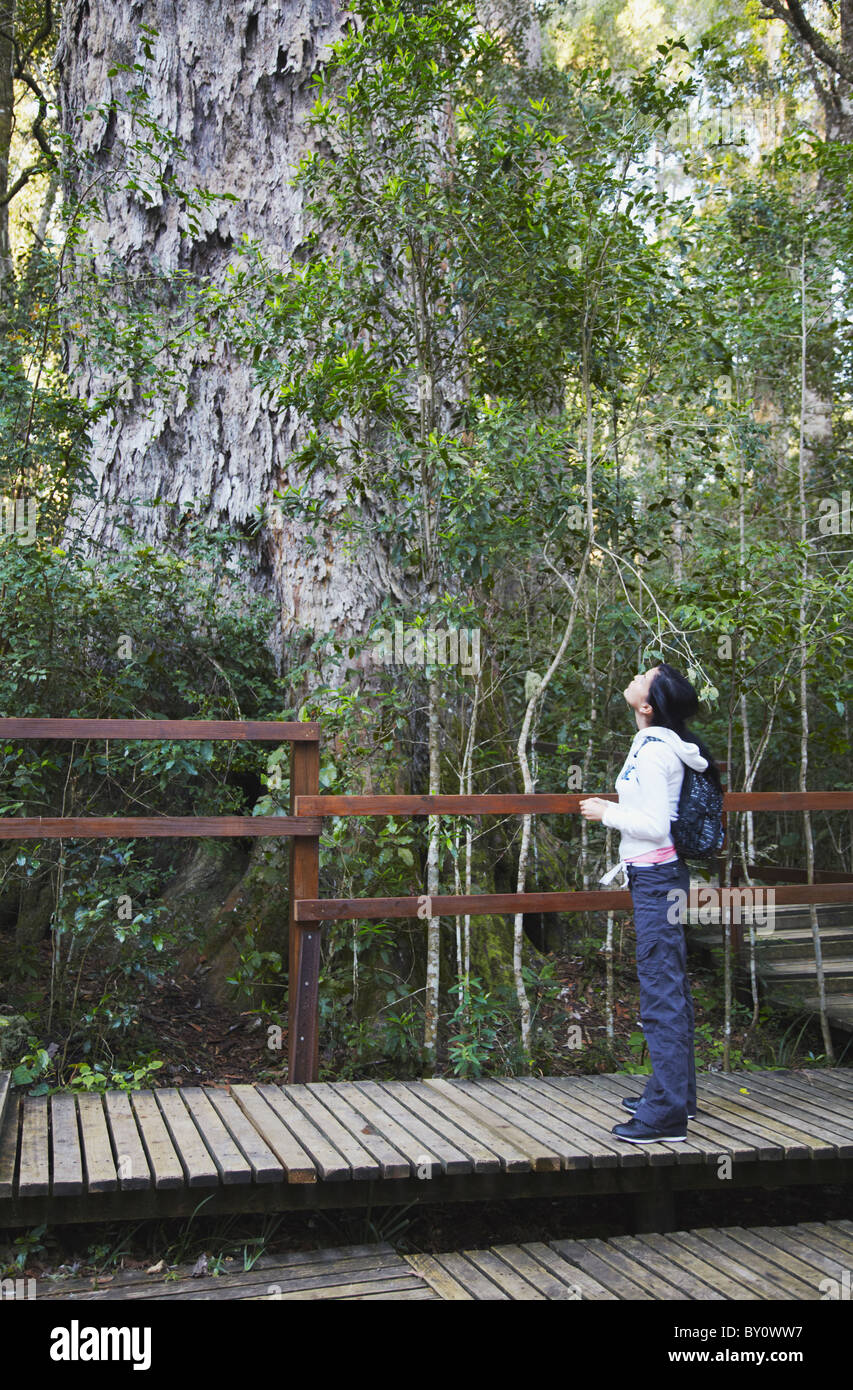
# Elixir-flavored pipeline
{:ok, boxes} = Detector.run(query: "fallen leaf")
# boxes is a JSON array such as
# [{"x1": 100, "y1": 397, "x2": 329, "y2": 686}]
[
  {"x1": 192, "y1": 1254, "x2": 209, "y2": 1278},
  {"x1": 146, "y1": 1260, "x2": 165, "y2": 1275}
]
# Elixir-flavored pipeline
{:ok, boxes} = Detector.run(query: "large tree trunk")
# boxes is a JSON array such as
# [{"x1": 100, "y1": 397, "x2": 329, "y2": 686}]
[{"x1": 55, "y1": 0, "x2": 388, "y2": 670}]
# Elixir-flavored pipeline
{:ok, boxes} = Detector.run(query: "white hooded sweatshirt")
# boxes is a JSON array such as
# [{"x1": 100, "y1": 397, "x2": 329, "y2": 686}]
[{"x1": 598, "y1": 725, "x2": 709, "y2": 882}]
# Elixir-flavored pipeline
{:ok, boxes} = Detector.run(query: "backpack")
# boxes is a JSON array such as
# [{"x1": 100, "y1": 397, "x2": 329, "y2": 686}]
[{"x1": 641, "y1": 736, "x2": 725, "y2": 862}]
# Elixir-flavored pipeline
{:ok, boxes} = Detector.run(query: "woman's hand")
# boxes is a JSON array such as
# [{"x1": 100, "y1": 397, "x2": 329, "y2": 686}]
[{"x1": 579, "y1": 797, "x2": 610, "y2": 822}]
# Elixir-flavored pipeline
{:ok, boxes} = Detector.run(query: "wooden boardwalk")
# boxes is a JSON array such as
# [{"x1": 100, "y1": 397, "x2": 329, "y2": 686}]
[
  {"x1": 29, "y1": 1220, "x2": 853, "y2": 1300},
  {"x1": 2, "y1": 1067, "x2": 853, "y2": 1229}
]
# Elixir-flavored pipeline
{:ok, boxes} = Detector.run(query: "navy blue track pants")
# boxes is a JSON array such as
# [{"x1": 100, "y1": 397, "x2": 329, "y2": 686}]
[{"x1": 626, "y1": 857, "x2": 697, "y2": 1130}]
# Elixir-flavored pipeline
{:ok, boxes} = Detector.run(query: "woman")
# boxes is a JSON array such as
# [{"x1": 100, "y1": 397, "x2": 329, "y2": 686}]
[{"x1": 580, "y1": 662, "x2": 721, "y2": 1144}]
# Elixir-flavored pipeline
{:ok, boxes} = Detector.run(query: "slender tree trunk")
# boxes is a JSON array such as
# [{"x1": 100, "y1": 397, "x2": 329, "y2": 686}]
[
  {"x1": 0, "y1": 0, "x2": 15, "y2": 294},
  {"x1": 797, "y1": 240, "x2": 834, "y2": 1062},
  {"x1": 513, "y1": 549, "x2": 590, "y2": 1058}
]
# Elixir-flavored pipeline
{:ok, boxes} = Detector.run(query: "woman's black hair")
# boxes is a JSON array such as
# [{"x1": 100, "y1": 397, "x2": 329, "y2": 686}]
[{"x1": 647, "y1": 662, "x2": 722, "y2": 790}]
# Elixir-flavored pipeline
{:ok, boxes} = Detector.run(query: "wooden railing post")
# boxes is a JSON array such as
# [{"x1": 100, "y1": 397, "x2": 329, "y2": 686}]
[{"x1": 288, "y1": 735, "x2": 321, "y2": 1084}]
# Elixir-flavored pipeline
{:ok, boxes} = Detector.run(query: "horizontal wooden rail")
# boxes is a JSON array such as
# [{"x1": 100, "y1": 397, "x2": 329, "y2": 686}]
[
  {"x1": 295, "y1": 881, "x2": 853, "y2": 922},
  {"x1": 0, "y1": 816, "x2": 321, "y2": 839},
  {"x1": 743, "y1": 864, "x2": 853, "y2": 884},
  {"x1": 0, "y1": 716, "x2": 324, "y2": 1084},
  {"x1": 297, "y1": 890, "x2": 631, "y2": 920},
  {"x1": 0, "y1": 718, "x2": 320, "y2": 741},
  {"x1": 296, "y1": 790, "x2": 853, "y2": 816},
  {"x1": 724, "y1": 791, "x2": 853, "y2": 811},
  {"x1": 296, "y1": 794, "x2": 616, "y2": 815}
]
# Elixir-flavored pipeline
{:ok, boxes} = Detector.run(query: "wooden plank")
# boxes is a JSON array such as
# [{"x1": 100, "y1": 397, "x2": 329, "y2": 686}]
[
  {"x1": 785, "y1": 1221, "x2": 853, "y2": 1260},
  {"x1": 261, "y1": 1084, "x2": 372, "y2": 1179},
  {"x1": 341, "y1": 1288, "x2": 439, "y2": 1301},
  {"x1": 203, "y1": 1087, "x2": 284, "y2": 1184},
  {"x1": 403, "y1": 1252, "x2": 474, "y2": 1300},
  {"x1": 49, "y1": 1244, "x2": 398, "y2": 1297},
  {"x1": 152, "y1": 1090, "x2": 219, "y2": 1188},
  {"x1": 296, "y1": 793, "x2": 613, "y2": 816},
  {"x1": 103, "y1": 1091, "x2": 151, "y2": 1190},
  {"x1": 549, "y1": 1238, "x2": 655, "y2": 1299},
  {"x1": 772, "y1": 1071, "x2": 853, "y2": 1112},
  {"x1": 18, "y1": 1094, "x2": 50, "y2": 1197},
  {"x1": 295, "y1": 889, "x2": 633, "y2": 920},
  {"x1": 569, "y1": 1236, "x2": 688, "y2": 1298},
  {"x1": 724, "y1": 792, "x2": 853, "y2": 811},
  {"x1": 229, "y1": 1085, "x2": 317, "y2": 1183},
  {"x1": 689, "y1": 1227, "x2": 817, "y2": 1299},
  {"x1": 329, "y1": 1081, "x2": 469, "y2": 1175},
  {"x1": 461, "y1": 1248, "x2": 548, "y2": 1299},
  {"x1": 490, "y1": 1244, "x2": 588, "y2": 1300},
  {"x1": 464, "y1": 1078, "x2": 597, "y2": 1167},
  {"x1": 471, "y1": 1079, "x2": 594, "y2": 1169},
  {"x1": 77, "y1": 1093, "x2": 119, "y2": 1193},
  {"x1": 296, "y1": 881, "x2": 853, "y2": 918},
  {"x1": 636, "y1": 1232, "x2": 764, "y2": 1299},
  {"x1": 661, "y1": 1231, "x2": 780, "y2": 1299},
  {"x1": 373, "y1": 1081, "x2": 502, "y2": 1172},
  {"x1": 256, "y1": 1085, "x2": 352, "y2": 1181},
  {"x1": 179, "y1": 1088, "x2": 253, "y2": 1185},
  {"x1": 130, "y1": 1091, "x2": 185, "y2": 1189},
  {"x1": 499, "y1": 1076, "x2": 622, "y2": 1168},
  {"x1": 439, "y1": 1078, "x2": 564, "y2": 1167},
  {"x1": 297, "y1": 791, "x2": 853, "y2": 815},
  {"x1": 777, "y1": 1069, "x2": 853, "y2": 1105},
  {"x1": 50, "y1": 1093, "x2": 84, "y2": 1196},
  {"x1": 427, "y1": 1251, "x2": 511, "y2": 1300},
  {"x1": 530, "y1": 1242, "x2": 619, "y2": 1300},
  {"x1": 424, "y1": 1079, "x2": 553, "y2": 1171},
  {"x1": 759, "y1": 1224, "x2": 853, "y2": 1274},
  {"x1": 518, "y1": 1078, "x2": 650, "y2": 1167},
  {"x1": 609, "y1": 1234, "x2": 726, "y2": 1300},
  {"x1": 0, "y1": 718, "x2": 320, "y2": 741},
  {"x1": 302, "y1": 1085, "x2": 410, "y2": 1178},
  {"x1": 720, "y1": 1226, "x2": 835, "y2": 1295},
  {"x1": 719, "y1": 1071, "x2": 853, "y2": 1151},
  {"x1": 0, "y1": 816, "x2": 321, "y2": 840},
  {"x1": 57, "y1": 1251, "x2": 417, "y2": 1302},
  {"x1": 697, "y1": 1074, "x2": 837, "y2": 1158},
  {"x1": 455, "y1": 1079, "x2": 591, "y2": 1170},
  {"x1": 354, "y1": 1079, "x2": 480, "y2": 1174},
  {"x1": 0, "y1": 1095, "x2": 20, "y2": 1199}
]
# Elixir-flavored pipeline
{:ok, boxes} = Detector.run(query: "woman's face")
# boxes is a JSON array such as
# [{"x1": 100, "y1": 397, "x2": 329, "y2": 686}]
[{"x1": 624, "y1": 665, "x2": 660, "y2": 713}]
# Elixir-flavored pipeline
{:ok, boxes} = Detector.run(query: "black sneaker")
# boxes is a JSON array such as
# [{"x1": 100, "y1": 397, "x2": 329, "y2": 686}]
[
  {"x1": 612, "y1": 1118, "x2": 686, "y2": 1143},
  {"x1": 622, "y1": 1096, "x2": 696, "y2": 1119}
]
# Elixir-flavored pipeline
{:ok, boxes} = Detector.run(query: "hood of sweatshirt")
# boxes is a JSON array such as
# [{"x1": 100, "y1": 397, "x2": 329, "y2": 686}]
[{"x1": 632, "y1": 724, "x2": 709, "y2": 772}]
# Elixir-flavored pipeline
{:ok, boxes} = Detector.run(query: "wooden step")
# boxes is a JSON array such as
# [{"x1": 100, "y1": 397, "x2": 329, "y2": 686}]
[{"x1": 759, "y1": 958, "x2": 853, "y2": 996}]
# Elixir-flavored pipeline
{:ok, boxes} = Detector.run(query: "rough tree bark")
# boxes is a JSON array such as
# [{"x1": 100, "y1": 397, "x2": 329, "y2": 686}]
[{"x1": 55, "y1": 0, "x2": 391, "y2": 669}]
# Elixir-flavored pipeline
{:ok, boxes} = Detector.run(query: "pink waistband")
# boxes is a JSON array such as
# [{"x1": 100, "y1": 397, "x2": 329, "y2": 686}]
[{"x1": 624, "y1": 846, "x2": 678, "y2": 866}]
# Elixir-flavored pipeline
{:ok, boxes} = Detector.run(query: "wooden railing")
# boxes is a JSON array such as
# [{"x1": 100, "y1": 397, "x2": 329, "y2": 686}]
[
  {"x1": 2, "y1": 719, "x2": 852, "y2": 1083},
  {"x1": 0, "y1": 717, "x2": 322, "y2": 1083}
]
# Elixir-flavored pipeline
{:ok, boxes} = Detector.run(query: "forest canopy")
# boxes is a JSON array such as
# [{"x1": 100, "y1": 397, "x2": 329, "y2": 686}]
[{"x1": 0, "y1": 0, "x2": 851, "y2": 1088}]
